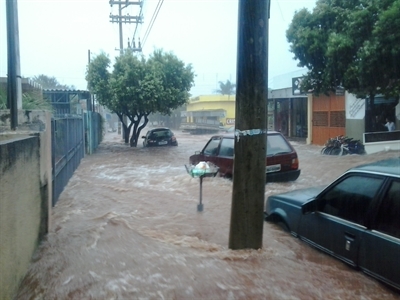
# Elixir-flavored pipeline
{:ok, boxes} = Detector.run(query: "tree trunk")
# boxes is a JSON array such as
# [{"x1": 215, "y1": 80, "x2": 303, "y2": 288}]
[
  {"x1": 366, "y1": 92, "x2": 376, "y2": 132},
  {"x1": 123, "y1": 123, "x2": 130, "y2": 144},
  {"x1": 229, "y1": 0, "x2": 270, "y2": 250},
  {"x1": 129, "y1": 116, "x2": 149, "y2": 147}
]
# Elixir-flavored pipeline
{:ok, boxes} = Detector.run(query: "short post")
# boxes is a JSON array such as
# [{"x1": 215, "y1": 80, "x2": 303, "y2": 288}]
[
  {"x1": 185, "y1": 163, "x2": 218, "y2": 212},
  {"x1": 197, "y1": 176, "x2": 204, "y2": 212}
]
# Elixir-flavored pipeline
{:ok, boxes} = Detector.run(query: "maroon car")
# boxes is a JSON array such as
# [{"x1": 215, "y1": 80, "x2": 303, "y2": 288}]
[{"x1": 189, "y1": 131, "x2": 300, "y2": 182}]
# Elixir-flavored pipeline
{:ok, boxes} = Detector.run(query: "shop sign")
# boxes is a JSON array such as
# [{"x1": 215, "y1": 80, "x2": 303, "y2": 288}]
[{"x1": 226, "y1": 118, "x2": 235, "y2": 125}]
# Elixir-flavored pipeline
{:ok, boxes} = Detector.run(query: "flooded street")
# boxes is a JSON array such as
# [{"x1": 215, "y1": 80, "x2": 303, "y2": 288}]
[{"x1": 17, "y1": 129, "x2": 400, "y2": 299}]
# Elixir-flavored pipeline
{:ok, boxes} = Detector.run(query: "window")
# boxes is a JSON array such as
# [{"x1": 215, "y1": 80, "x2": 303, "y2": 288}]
[
  {"x1": 318, "y1": 175, "x2": 383, "y2": 225},
  {"x1": 218, "y1": 138, "x2": 234, "y2": 157},
  {"x1": 374, "y1": 180, "x2": 400, "y2": 239},
  {"x1": 313, "y1": 112, "x2": 328, "y2": 126},
  {"x1": 267, "y1": 134, "x2": 292, "y2": 155},
  {"x1": 330, "y1": 111, "x2": 345, "y2": 127},
  {"x1": 203, "y1": 138, "x2": 220, "y2": 156}
]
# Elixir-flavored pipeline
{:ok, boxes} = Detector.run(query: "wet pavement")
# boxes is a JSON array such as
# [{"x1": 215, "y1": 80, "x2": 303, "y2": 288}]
[{"x1": 16, "y1": 129, "x2": 400, "y2": 299}]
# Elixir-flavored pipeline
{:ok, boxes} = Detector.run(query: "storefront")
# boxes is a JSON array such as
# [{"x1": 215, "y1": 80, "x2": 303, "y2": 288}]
[
  {"x1": 365, "y1": 95, "x2": 399, "y2": 133},
  {"x1": 269, "y1": 87, "x2": 308, "y2": 138}
]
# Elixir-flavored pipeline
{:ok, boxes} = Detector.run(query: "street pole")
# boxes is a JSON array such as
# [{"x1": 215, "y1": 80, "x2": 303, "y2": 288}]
[
  {"x1": 6, "y1": 0, "x2": 22, "y2": 130},
  {"x1": 88, "y1": 49, "x2": 95, "y2": 112},
  {"x1": 119, "y1": 3, "x2": 123, "y2": 55},
  {"x1": 229, "y1": 0, "x2": 271, "y2": 250},
  {"x1": 109, "y1": 0, "x2": 142, "y2": 142}
]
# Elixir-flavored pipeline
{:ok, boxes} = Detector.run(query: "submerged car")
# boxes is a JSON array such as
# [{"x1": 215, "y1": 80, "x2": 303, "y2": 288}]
[
  {"x1": 142, "y1": 127, "x2": 178, "y2": 147},
  {"x1": 265, "y1": 157, "x2": 400, "y2": 290},
  {"x1": 189, "y1": 131, "x2": 300, "y2": 182}
]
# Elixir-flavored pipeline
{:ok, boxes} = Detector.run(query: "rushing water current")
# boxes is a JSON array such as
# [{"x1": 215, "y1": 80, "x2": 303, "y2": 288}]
[{"x1": 16, "y1": 129, "x2": 400, "y2": 299}]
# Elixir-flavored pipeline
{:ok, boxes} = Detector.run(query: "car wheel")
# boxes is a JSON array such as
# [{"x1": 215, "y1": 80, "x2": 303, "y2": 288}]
[
  {"x1": 266, "y1": 214, "x2": 290, "y2": 232},
  {"x1": 276, "y1": 221, "x2": 290, "y2": 232}
]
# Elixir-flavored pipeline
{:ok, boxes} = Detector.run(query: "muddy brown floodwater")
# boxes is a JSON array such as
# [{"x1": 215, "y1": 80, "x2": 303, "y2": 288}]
[{"x1": 17, "y1": 128, "x2": 400, "y2": 299}]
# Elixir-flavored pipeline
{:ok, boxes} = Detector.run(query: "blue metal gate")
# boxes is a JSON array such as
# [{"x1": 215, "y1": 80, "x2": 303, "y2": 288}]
[
  {"x1": 51, "y1": 112, "x2": 103, "y2": 206},
  {"x1": 51, "y1": 116, "x2": 84, "y2": 206}
]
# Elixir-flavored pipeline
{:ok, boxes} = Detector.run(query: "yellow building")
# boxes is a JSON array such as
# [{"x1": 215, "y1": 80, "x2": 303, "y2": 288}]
[{"x1": 181, "y1": 94, "x2": 236, "y2": 132}]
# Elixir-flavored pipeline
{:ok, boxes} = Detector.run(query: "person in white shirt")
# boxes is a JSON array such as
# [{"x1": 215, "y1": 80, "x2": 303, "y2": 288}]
[{"x1": 384, "y1": 117, "x2": 396, "y2": 132}]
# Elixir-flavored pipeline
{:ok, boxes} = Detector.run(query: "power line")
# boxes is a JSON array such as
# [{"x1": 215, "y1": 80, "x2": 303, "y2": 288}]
[
  {"x1": 141, "y1": 0, "x2": 164, "y2": 48},
  {"x1": 131, "y1": 1, "x2": 144, "y2": 45}
]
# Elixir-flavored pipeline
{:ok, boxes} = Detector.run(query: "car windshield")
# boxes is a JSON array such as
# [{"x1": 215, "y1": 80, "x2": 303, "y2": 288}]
[{"x1": 203, "y1": 137, "x2": 221, "y2": 156}]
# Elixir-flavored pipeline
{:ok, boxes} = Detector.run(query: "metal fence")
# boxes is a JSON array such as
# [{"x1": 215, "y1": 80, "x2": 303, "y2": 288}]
[
  {"x1": 84, "y1": 112, "x2": 102, "y2": 155},
  {"x1": 51, "y1": 112, "x2": 102, "y2": 206},
  {"x1": 51, "y1": 116, "x2": 84, "y2": 206}
]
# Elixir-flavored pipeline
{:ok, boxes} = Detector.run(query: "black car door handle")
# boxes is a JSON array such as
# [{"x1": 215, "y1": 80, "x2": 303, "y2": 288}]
[{"x1": 345, "y1": 232, "x2": 355, "y2": 241}]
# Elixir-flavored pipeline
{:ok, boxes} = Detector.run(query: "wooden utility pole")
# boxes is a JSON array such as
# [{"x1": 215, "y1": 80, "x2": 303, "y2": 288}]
[
  {"x1": 6, "y1": 0, "x2": 22, "y2": 130},
  {"x1": 229, "y1": 0, "x2": 271, "y2": 250}
]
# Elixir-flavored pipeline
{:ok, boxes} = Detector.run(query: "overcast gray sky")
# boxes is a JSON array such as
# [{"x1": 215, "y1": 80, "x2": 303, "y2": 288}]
[{"x1": 1, "y1": 0, "x2": 316, "y2": 96}]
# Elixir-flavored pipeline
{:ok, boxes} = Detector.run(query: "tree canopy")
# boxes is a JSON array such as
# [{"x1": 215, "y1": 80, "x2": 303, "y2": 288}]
[
  {"x1": 31, "y1": 74, "x2": 74, "y2": 90},
  {"x1": 216, "y1": 80, "x2": 236, "y2": 96},
  {"x1": 86, "y1": 49, "x2": 195, "y2": 146},
  {"x1": 286, "y1": 0, "x2": 400, "y2": 101}
]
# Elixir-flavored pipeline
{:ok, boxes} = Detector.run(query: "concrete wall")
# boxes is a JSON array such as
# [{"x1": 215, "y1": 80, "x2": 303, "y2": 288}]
[
  {"x1": 345, "y1": 118, "x2": 365, "y2": 142},
  {"x1": 0, "y1": 110, "x2": 52, "y2": 300},
  {"x1": 363, "y1": 130, "x2": 400, "y2": 154},
  {"x1": 0, "y1": 136, "x2": 41, "y2": 299}
]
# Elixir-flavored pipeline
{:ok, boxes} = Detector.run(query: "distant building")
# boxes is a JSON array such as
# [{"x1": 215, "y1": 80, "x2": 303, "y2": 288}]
[
  {"x1": 43, "y1": 89, "x2": 92, "y2": 116},
  {"x1": 181, "y1": 94, "x2": 235, "y2": 133}
]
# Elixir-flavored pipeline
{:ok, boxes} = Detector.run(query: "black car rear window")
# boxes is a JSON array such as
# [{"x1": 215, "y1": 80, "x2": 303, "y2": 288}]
[{"x1": 151, "y1": 130, "x2": 171, "y2": 138}]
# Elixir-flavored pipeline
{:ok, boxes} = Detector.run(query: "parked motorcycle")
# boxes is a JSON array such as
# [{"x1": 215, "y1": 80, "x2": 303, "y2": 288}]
[{"x1": 321, "y1": 135, "x2": 366, "y2": 155}]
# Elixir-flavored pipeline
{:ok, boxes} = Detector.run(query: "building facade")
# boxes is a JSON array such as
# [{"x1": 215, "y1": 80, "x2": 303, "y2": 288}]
[
  {"x1": 180, "y1": 71, "x2": 399, "y2": 148},
  {"x1": 181, "y1": 94, "x2": 235, "y2": 133}
]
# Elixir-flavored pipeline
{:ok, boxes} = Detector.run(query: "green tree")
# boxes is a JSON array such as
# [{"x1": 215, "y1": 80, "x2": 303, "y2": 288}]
[
  {"x1": 286, "y1": 0, "x2": 400, "y2": 107},
  {"x1": 216, "y1": 80, "x2": 236, "y2": 96},
  {"x1": 31, "y1": 74, "x2": 74, "y2": 89},
  {"x1": 86, "y1": 49, "x2": 195, "y2": 146}
]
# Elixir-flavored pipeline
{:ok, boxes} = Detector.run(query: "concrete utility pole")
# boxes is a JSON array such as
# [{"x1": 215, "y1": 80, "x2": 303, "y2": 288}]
[
  {"x1": 109, "y1": 0, "x2": 143, "y2": 53},
  {"x1": 87, "y1": 49, "x2": 95, "y2": 112},
  {"x1": 6, "y1": 0, "x2": 23, "y2": 130},
  {"x1": 229, "y1": 0, "x2": 271, "y2": 250},
  {"x1": 109, "y1": 0, "x2": 143, "y2": 139}
]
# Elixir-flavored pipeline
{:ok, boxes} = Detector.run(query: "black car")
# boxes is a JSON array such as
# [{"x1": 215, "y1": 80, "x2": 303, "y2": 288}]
[
  {"x1": 265, "y1": 157, "x2": 400, "y2": 290},
  {"x1": 142, "y1": 128, "x2": 178, "y2": 147},
  {"x1": 189, "y1": 131, "x2": 300, "y2": 182}
]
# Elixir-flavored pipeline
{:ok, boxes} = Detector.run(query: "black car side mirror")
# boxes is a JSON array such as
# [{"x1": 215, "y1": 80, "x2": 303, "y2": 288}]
[{"x1": 302, "y1": 199, "x2": 317, "y2": 215}]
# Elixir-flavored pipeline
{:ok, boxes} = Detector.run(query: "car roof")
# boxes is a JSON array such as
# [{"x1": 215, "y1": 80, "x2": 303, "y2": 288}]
[
  {"x1": 149, "y1": 127, "x2": 171, "y2": 132},
  {"x1": 217, "y1": 130, "x2": 282, "y2": 139},
  {"x1": 348, "y1": 157, "x2": 400, "y2": 177}
]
